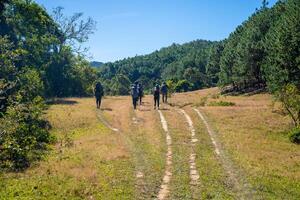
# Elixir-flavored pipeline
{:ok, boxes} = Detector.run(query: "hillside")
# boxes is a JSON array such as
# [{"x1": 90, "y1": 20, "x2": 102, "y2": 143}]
[
  {"x1": 99, "y1": 40, "x2": 218, "y2": 95},
  {"x1": 90, "y1": 61, "x2": 104, "y2": 69},
  {"x1": 1, "y1": 88, "x2": 299, "y2": 199}
]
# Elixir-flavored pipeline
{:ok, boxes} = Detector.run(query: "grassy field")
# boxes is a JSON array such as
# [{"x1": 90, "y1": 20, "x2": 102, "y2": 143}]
[
  {"x1": 0, "y1": 98, "x2": 135, "y2": 199},
  {"x1": 170, "y1": 88, "x2": 300, "y2": 199},
  {"x1": 1, "y1": 88, "x2": 299, "y2": 199}
]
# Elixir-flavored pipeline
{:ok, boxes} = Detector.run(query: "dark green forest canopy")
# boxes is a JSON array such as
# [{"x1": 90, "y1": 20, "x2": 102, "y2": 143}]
[{"x1": 99, "y1": 40, "x2": 219, "y2": 95}]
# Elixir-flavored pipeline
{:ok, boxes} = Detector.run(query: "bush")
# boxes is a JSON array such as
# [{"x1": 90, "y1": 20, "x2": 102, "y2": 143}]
[
  {"x1": 208, "y1": 101, "x2": 236, "y2": 106},
  {"x1": 275, "y1": 84, "x2": 300, "y2": 127},
  {"x1": 289, "y1": 127, "x2": 300, "y2": 144},
  {"x1": 0, "y1": 97, "x2": 51, "y2": 170}
]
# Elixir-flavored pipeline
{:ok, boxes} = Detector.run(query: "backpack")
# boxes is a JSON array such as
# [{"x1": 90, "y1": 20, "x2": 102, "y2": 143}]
[
  {"x1": 161, "y1": 85, "x2": 167, "y2": 94},
  {"x1": 132, "y1": 86, "x2": 139, "y2": 98},
  {"x1": 138, "y1": 84, "x2": 143, "y2": 95},
  {"x1": 154, "y1": 85, "x2": 160, "y2": 96},
  {"x1": 95, "y1": 83, "x2": 103, "y2": 97}
]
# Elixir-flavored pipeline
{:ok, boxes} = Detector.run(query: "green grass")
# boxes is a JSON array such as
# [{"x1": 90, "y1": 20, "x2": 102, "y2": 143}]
[
  {"x1": 0, "y1": 98, "x2": 136, "y2": 200},
  {"x1": 126, "y1": 110, "x2": 165, "y2": 199},
  {"x1": 164, "y1": 111, "x2": 193, "y2": 199},
  {"x1": 201, "y1": 102, "x2": 300, "y2": 199},
  {"x1": 189, "y1": 110, "x2": 234, "y2": 199}
]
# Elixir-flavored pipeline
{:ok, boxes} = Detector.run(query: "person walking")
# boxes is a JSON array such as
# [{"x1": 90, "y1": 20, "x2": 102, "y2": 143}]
[
  {"x1": 131, "y1": 82, "x2": 139, "y2": 110},
  {"x1": 153, "y1": 84, "x2": 160, "y2": 109},
  {"x1": 161, "y1": 82, "x2": 168, "y2": 103},
  {"x1": 94, "y1": 82, "x2": 104, "y2": 109},
  {"x1": 137, "y1": 83, "x2": 144, "y2": 105}
]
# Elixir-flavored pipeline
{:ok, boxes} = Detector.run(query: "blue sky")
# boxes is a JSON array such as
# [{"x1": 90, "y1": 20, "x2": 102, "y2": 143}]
[{"x1": 35, "y1": 0, "x2": 277, "y2": 62}]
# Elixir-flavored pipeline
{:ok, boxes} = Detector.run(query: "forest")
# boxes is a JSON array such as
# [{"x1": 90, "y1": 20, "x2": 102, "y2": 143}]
[{"x1": 0, "y1": 0, "x2": 299, "y2": 171}]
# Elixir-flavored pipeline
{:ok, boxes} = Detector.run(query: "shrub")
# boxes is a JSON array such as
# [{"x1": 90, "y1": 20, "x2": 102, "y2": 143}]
[
  {"x1": 289, "y1": 127, "x2": 300, "y2": 144},
  {"x1": 275, "y1": 84, "x2": 300, "y2": 127},
  {"x1": 0, "y1": 97, "x2": 51, "y2": 170},
  {"x1": 208, "y1": 101, "x2": 236, "y2": 106}
]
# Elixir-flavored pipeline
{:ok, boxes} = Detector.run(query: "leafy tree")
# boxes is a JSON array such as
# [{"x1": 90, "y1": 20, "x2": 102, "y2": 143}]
[
  {"x1": 206, "y1": 42, "x2": 224, "y2": 85},
  {"x1": 263, "y1": 0, "x2": 300, "y2": 92},
  {"x1": 111, "y1": 74, "x2": 131, "y2": 95}
]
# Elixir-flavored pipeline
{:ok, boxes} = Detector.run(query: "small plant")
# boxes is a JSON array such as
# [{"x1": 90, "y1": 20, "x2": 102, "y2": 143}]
[
  {"x1": 208, "y1": 101, "x2": 236, "y2": 106},
  {"x1": 289, "y1": 127, "x2": 300, "y2": 144},
  {"x1": 275, "y1": 84, "x2": 300, "y2": 127}
]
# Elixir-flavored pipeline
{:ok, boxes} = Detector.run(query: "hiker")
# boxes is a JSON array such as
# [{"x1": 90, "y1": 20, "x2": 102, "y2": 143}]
[
  {"x1": 94, "y1": 82, "x2": 104, "y2": 109},
  {"x1": 161, "y1": 82, "x2": 168, "y2": 103},
  {"x1": 137, "y1": 83, "x2": 144, "y2": 105},
  {"x1": 153, "y1": 84, "x2": 160, "y2": 109},
  {"x1": 131, "y1": 81, "x2": 139, "y2": 110}
]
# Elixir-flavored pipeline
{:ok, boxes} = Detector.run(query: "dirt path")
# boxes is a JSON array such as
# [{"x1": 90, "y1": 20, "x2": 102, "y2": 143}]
[
  {"x1": 100, "y1": 96, "x2": 166, "y2": 199},
  {"x1": 96, "y1": 110, "x2": 119, "y2": 132},
  {"x1": 178, "y1": 109, "x2": 200, "y2": 187},
  {"x1": 193, "y1": 108, "x2": 255, "y2": 200},
  {"x1": 157, "y1": 110, "x2": 172, "y2": 200}
]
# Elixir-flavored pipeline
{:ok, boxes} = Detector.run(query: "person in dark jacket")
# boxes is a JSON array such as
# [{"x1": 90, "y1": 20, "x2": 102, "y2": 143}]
[
  {"x1": 137, "y1": 83, "x2": 144, "y2": 105},
  {"x1": 94, "y1": 82, "x2": 104, "y2": 109},
  {"x1": 161, "y1": 82, "x2": 168, "y2": 103},
  {"x1": 131, "y1": 82, "x2": 139, "y2": 110},
  {"x1": 153, "y1": 84, "x2": 160, "y2": 109}
]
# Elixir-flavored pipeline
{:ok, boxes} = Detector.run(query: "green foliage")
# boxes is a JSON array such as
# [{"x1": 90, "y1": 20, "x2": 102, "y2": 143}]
[
  {"x1": 208, "y1": 101, "x2": 236, "y2": 107},
  {"x1": 111, "y1": 74, "x2": 131, "y2": 95},
  {"x1": 288, "y1": 127, "x2": 300, "y2": 144},
  {"x1": 0, "y1": 97, "x2": 50, "y2": 170},
  {"x1": 206, "y1": 42, "x2": 224, "y2": 85},
  {"x1": 166, "y1": 79, "x2": 176, "y2": 96},
  {"x1": 99, "y1": 40, "x2": 216, "y2": 95},
  {"x1": 175, "y1": 79, "x2": 192, "y2": 92},
  {"x1": 0, "y1": 0, "x2": 96, "y2": 170},
  {"x1": 263, "y1": 0, "x2": 300, "y2": 93},
  {"x1": 275, "y1": 84, "x2": 300, "y2": 127}
]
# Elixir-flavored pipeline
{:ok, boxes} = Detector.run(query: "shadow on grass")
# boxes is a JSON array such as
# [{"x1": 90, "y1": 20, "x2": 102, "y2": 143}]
[
  {"x1": 100, "y1": 108, "x2": 113, "y2": 111},
  {"x1": 158, "y1": 108, "x2": 170, "y2": 111},
  {"x1": 46, "y1": 99, "x2": 78, "y2": 105}
]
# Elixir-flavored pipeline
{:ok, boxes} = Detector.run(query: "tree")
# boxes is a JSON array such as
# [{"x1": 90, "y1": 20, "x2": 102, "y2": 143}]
[
  {"x1": 52, "y1": 7, "x2": 96, "y2": 54},
  {"x1": 206, "y1": 42, "x2": 224, "y2": 85}
]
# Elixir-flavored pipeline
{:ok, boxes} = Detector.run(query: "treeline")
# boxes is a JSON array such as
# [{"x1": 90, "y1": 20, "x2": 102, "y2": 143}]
[
  {"x1": 213, "y1": 0, "x2": 300, "y2": 130},
  {"x1": 0, "y1": 0, "x2": 97, "y2": 170}
]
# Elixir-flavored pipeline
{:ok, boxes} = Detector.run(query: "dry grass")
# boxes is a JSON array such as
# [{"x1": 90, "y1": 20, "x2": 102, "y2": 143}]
[
  {"x1": 1, "y1": 88, "x2": 299, "y2": 199},
  {"x1": 100, "y1": 95, "x2": 166, "y2": 199},
  {"x1": 163, "y1": 109, "x2": 194, "y2": 199},
  {"x1": 174, "y1": 89, "x2": 300, "y2": 199},
  {"x1": 1, "y1": 97, "x2": 135, "y2": 199}
]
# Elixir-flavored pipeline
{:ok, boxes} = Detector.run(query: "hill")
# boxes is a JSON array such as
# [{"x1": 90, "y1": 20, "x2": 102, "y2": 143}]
[
  {"x1": 90, "y1": 61, "x2": 103, "y2": 68},
  {"x1": 99, "y1": 40, "x2": 218, "y2": 95}
]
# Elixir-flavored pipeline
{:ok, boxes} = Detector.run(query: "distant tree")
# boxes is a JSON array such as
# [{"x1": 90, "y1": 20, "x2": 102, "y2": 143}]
[
  {"x1": 111, "y1": 74, "x2": 131, "y2": 95},
  {"x1": 206, "y1": 42, "x2": 224, "y2": 85}
]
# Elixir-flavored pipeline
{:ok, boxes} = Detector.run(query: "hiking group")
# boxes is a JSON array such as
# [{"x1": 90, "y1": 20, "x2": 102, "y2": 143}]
[{"x1": 94, "y1": 81, "x2": 168, "y2": 110}]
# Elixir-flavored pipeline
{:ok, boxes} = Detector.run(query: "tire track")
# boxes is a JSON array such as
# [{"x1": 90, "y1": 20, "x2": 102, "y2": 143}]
[
  {"x1": 193, "y1": 108, "x2": 255, "y2": 200},
  {"x1": 157, "y1": 110, "x2": 172, "y2": 200},
  {"x1": 96, "y1": 110, "x2": 119, "y2": 132},
  {"x1": 96, "y1": 105, "x2": 146, "y2": 199},
  {"x1": 178, "y1": 109, "x2": 200, "y2": 187}
]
